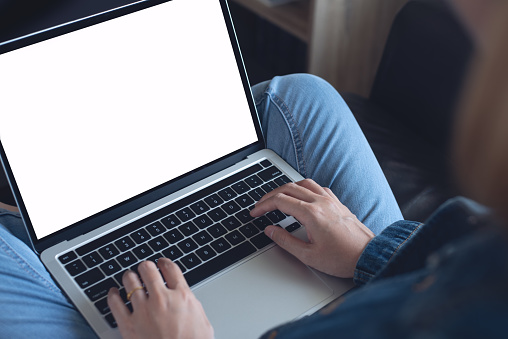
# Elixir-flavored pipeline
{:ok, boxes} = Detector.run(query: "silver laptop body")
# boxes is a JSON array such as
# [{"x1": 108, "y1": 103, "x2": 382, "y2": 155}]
[{"x1": 0, "y1": 0, "x2": 353, "y2": 337}]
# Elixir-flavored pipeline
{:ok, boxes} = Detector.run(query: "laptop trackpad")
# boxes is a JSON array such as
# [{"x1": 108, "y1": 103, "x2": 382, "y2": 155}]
[{"x1": 193, "y1": 245, "x2": 333, "y2": 339}]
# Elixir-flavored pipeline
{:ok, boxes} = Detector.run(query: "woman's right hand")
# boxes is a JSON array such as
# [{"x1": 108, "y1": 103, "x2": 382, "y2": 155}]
[{"x1": 250, "y1": 179, "x2": 375, "y2": 278}]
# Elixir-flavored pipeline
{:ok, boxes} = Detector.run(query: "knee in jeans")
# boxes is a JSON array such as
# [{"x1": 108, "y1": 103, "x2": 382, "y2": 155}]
[{"x1": 276, "y1": 73, "x2": 334, "y2": 94}]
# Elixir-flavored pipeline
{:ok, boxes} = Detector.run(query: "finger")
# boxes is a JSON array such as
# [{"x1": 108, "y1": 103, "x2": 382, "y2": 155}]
[
  {"x1": 265, "y1": 225, "x2": 310, "y2": 262},
  {"x1": 251, "y1": 192, "x2": 313, "y2": 226},
  {"x1": 108, "y1": 287, "x2": 131, "y2": 327},
  {"x1": 255, "y1": 181, "x2": 315, "y2": 206},
  {"x1": 158, "y1": 258, "x2": 189, "y2": 290},
  {"x1": 322, "y1": 187, "x2": 351, "y2": 211},
  {"x1": 295, "y1": 179, "x2": 330, "y2": 197},
  {"x1": 137, "y1": 260, "x2": 166, "y2": 298},
  {"x1": 123, "y1": 270, "x2": 146, "y2": 304}
]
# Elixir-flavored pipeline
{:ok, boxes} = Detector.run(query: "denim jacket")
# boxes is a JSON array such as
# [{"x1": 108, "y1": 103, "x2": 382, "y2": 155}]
[{"x1": 260, "y1": 197, "x2": 508, "y2": 338}]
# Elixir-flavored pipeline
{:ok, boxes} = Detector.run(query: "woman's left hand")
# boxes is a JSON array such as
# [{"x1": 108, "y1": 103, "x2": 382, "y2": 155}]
[{"x1": 108, "y1": 258, "x2": 214, "y2": 339}]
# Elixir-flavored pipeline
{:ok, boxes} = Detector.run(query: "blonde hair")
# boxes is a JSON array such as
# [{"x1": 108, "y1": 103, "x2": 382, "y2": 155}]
[{"x1": 453, "y1": 0, "x2": 508, "y2": 217}]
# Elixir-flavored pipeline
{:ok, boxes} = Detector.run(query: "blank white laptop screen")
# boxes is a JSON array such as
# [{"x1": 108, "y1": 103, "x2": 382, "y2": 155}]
[{"x1": 0, "y1": 0, "x2": 258, "y2": 239}]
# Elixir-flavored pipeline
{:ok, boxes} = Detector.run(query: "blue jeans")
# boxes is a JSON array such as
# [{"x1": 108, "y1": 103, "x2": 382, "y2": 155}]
[
  {"x1": 0, "y1": 74, "x2": 402, "y2": 337},
  {"x1": 253, "y1": 74, "x2": 402, "y2": 233}
]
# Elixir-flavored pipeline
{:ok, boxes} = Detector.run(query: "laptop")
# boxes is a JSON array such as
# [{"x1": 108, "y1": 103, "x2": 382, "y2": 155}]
[{"x1": 0, "y1": 0, "x2": 353, "y2": 337}]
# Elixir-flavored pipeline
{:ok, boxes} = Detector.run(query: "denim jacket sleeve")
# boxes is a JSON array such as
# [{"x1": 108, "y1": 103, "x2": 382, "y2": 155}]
[
  {"x1": 354, "y1": 220, "x2": 422, "y2": 286},
  {"x1": 354, "y1": 197, "x2": 491, "y2": 286}
]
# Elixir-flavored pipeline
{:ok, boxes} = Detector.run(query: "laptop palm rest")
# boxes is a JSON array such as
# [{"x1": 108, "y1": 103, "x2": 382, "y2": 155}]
[{"x1": 193, "y1": 244, "x2": 333, "y2": 339}]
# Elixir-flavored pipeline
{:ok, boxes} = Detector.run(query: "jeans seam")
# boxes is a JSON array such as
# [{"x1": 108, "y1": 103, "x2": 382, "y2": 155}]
[
  {"x1": 268, "y1": 91, "x2": 308, "y2": 177},
  {"x1": 0, "y1": 234, "x2": 61, "y2": 295}
]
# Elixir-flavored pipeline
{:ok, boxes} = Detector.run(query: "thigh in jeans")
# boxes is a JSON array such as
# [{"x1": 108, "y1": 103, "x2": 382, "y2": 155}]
[
  {"x1": 252, "y1": 74, "x2": 403, "y2": 234},
  {"x1": 0, "y1": 210, "x2": 97, "y2": 338}
]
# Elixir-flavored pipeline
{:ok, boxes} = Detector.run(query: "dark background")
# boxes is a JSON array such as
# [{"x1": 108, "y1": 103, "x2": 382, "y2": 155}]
[{"x1": 0, "y1": 0, "x2": 306, "y2": 84}]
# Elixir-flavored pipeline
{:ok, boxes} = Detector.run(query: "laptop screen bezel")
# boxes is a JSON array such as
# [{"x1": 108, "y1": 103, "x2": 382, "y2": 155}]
[{"x1": 0, "y1": 0, "x2": 265, "y2": 253}]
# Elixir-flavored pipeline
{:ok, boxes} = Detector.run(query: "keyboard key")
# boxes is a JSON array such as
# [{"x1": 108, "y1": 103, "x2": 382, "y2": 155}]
[
  {"x1": 130, "y1": 262, "x2": 140, "y2": 276},
  {"x1": 218, "y1": 187, "x2": 237, "y2": 201},
  {"x1": 250, "y1": 233, "x2": 274, "y2": 249},
  {"x1": 181, "y1": 253, "x2": 201, "y2": 270},
  {"x1": 193, "y1": 230, "x2": 213, "y2": 246},
  {"x1": 178, "y1": 222, "x2": 199, "y2": 237},
  {"x1": 222, "y1": 201, "x2": 241, "y2": 215},
  {"x1": 266, "y1": 210, "x2": 286, "y2": 224},
  {"x1": 275, "y1": 175, "x2": 291, "y2": 186},
  {"x1": 235, "y1": 194, "x2": 254, "y2": 208},
  {"x1": 147, "y1": 254, "x2": 163, "y2": 265},
  {"x1": 222, "y1": 216, "x2": 241, "y2": 231},
  {"x1": 164, "y1": 229, "x2": 184, "y2": 244},
  {"x1": 258, "y1": 166, "x2": 282, "y2": 181},
  {"x1": 184, "y1": 241, "x2": 256, "y2": 287},
  {"x1": 105, "y1": 313, "x2": 117, "y2": 328},
  {"x1": 190, "y1": 201, "x2": 210, "y2": 215},
  {"x1": 117, "y1": 251, "x2": 138, "y2": 268},
  {"x1": 239, "y1": 223, "x2": 260, "y2": 238},
  {"x1": 204, "y1": 194, "x2": 223, "y2": 208},
  {"x1": 146, "y1": 222, "x2": 166, "y2": 236},
  {"x1": 262, "y1": 181, "x2": 278, "y2": 193},
  {"x1": 235, "y1": 209, "x2": 254, "y2": 224},
  {"x1": 177, "y1": 239, "x2": 198, "y2": 254},
  {"x1": 59, "y1": 251, "x2": 77, "y2": 264},
  {"x1": 82, "y1": 251, "x2": 104, "y2": 268},
  {"x1": 225, "y1": 230, "x2": 245, "y2": 246},
  {"x1": 95, "y1": 297, "x2": 111, "y2": 315},
  {"x1": 208, "y1": 207, "x2": 227, "y2": 222},
  {"x1": 176, "y1": 208, "x2": 195, "y2": 222},
  {"x1": 245, "y1": 174, "x2": 263, "y2": 188},
  {"x1": 210, "y1": 237, "x2": 231, "y2": 253},
  {"x1": 260, "y1": 160, "x2": 272, "y2": 168},
  {"x1": 148, "y1": 236, "x2": 169, "y2": 252},
  {"x1": 286, "y1": 222, "x2": 301, "y2": 233},
  {"x1": 132, "y1": 244, "x2": 154, "y2": 259},
  {"x1": 118, "y1": 288, "x2": 128, "y2": 302},
  {"x1": 163, "y1": 246, "x2": 183, "y2": 261},
  {"x1": 99, "y1": 244, "x2": 119, "y2": 260},
  {"x1": 115, "y1": 236, "x2": 135, "y2": 252},
  {"x1": 131, "y1": 229, "x2": 151, "y2": 244},
  {"x1": 195, "y1": 245, "x2": 216, "y2": 261},
  {"x1": 193, "y1": 215, "x2": 213, "y2": 229},
  {"x1": 65, "y1": 259, "x2": 87, "y2": 276},
  {"x1": 85, "y1": 278, "x2": 118, "y2": 302},
  {"x1": 161, "y1": 214, "x2": 181, "y2": 229},
  {"x1": 253, "y1": 216, "x2": 272, "y2": 231},
  {"x1": 100, "y1": 259, "x2": 122, "y2": 276},
  {"x1": 231, "y1": 181, "x2": 250, "y2": 194},
  {"x1": 75, "y1": 267, "x2": 105, "y2": 289},
  {"x1": 208, "y1": 224, "x2": 228, "y2": 238},
  {"x1": 248, "y1": 187, "x2": 266, "y2": 201}
]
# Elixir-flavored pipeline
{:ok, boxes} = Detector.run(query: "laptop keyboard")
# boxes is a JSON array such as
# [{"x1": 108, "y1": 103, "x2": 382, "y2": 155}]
[{"x1": 57, "y1": 160, "x2": 302, "y2": 328}]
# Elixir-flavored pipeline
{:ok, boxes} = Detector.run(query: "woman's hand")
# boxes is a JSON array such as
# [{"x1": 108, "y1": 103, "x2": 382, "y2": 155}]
[
  {"x1": 250, "y1": 179, "x2": 375, "y2": 278},
  {"x1": 108, "y1": 258, "x2": 214, "y2": 339}
]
